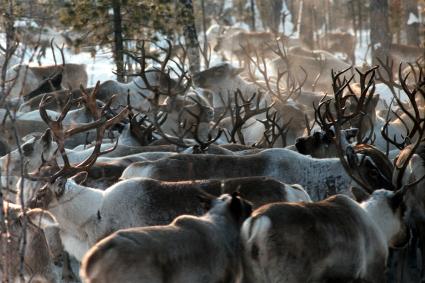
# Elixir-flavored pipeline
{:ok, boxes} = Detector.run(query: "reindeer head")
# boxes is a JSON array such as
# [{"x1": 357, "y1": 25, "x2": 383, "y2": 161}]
[
  {"x1": 30, "y1": 172, "x2": 88, "y2": 209},
  {"x1": 209, "y1": 193, "x2": 253, "y2": 227},
  {"x1": 0, "y1": 130, "x2": 56, "y2": 175},
  {"x1": 359, "y1": 189, "x2": 410, "y2": 248},
  {"x1": 295, "y1": 128, "x2": 358, "y2": 158},
  {"x1": 192, "y1": 63, "x2": 244, "y2": 89},
  {"x1": 394, "y1": 143, "x2": 425, "y2": 221}
]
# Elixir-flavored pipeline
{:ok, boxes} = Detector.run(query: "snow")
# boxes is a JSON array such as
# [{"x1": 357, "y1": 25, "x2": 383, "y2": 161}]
[
  {"x1": 407, "y1": 12, "x2": 420, "y2": 25},
  {"x1": 375, "y1": 83, "x2": 409, "y2": 108},
  {"x1": 14, "y1": 20, "x2": 39, "y2": 28}
]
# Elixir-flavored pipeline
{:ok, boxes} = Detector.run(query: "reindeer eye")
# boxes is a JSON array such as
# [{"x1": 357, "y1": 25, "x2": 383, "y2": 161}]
[
  {"x1": 54, "y1": 178, "x2": 67, "y2": 197},
  {"x1": 22, "y1": 143, "x2": 34, "y2": 156}
]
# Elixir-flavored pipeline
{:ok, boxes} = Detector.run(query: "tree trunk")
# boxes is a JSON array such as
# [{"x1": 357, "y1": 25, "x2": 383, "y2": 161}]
[
  {"x1": 112, "y1": 0, "x2": 124, "y2": 82},
  {"x1": 180, "y1": 0, "x2": 200, "y2": 73},
  {"x1": 404, "y1": 0, "x2": 420, "y2": 45},
  {"x1": 370, "y1": 0, "x2": 391, "y2": 65},
  {"x1": 300, "y1": 0, "x2": 314, "y2": 49},
  {"x1": 357, "y1": 0, "x2": 363, "y2": 45},
  {"x1": 250, "y1": 0, "x2": 256, "y2": 31}
]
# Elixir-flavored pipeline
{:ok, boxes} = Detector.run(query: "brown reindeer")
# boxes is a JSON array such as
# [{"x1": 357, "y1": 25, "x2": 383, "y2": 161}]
[
  {"x1": 6, "y1": 63, "x2": 88, "y2": 98},
  {"x1": 80, "y1": 193, "x2": 252, "y2": 283},
  {"x1": 319, "y1": 32, "x2": 356, "y2": 63},
  {"x1": 0, "y1": 204, "x2": 61, "y2": 283},
  {"x1": 241, "y1": 189, "x2": 409, "y2": 283}
]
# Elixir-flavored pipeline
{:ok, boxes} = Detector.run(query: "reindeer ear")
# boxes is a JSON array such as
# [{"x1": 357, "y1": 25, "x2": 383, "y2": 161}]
[
  {"x1": 22, "y1": 142, "x2": 34, "y2": 156},
  {"x1": 70, "y1": 172, "x2": 88, "y2": 185},
  {"x1": 345, "y1": 128, "x2": 359, "y2": 140},
  {"x1": 351, "y1": 187, "x2": 370, "y2": 203},
  {"x1": 372, "y1": 94, "x2": 380, "y2": 107},
  {"x1": 54, "y1": 178, "x2": 67, "y2": 197},
  {"x1": 25, "y1": 209, "x2": 58, "y2": 229},
  {"x1": 346, "y1": 146, "x2": 359, "y2": 167},
  {"x1": 41, "y1": 129, "x2": 52, "y2": 146},
  {"x1": 390, "y1": 189, "x2": 406, "y2": 211},
  {"x1": 196, "y1": 190, "x2": 216, "y2": 211},
  {"x1": 229, "y1": 193, "x2": 252, "y2": 223}
]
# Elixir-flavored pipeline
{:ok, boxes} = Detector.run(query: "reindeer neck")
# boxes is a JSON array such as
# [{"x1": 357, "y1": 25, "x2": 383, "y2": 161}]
[
  {"x1": 51, "y1": 182, "x2": 104, "y2": 228},
  {"x1": 360, "y1": 197, "x2": 401, "y2": 246}
]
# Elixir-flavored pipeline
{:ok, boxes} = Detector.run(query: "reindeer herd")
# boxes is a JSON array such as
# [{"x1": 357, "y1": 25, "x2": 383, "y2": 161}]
[{"x1": 0, "y1": 24, "x2": 424, "y2": 283}]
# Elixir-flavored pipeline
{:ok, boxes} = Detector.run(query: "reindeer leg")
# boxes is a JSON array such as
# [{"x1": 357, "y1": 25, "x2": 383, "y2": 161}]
[
  {"x1": 417, "y1": 222, "x2": 425, "y2": 283},
  {"x1": 62, "y1": 251, "x2": 77, "y2": 282}
]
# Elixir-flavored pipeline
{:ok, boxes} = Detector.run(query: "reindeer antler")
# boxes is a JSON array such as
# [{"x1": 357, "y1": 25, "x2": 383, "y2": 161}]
[
  {"x1": 39, "y1": 93, "x2": 129, "y2": 181},
  {"x1": 227, "y1": 90, "x2": 273, "y2": 145}
]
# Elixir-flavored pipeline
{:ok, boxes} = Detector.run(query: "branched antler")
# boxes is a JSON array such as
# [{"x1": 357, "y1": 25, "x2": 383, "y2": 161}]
[
  {"x1": 227, "y1": 90, "x2": 273, "y2": 144},
  {"x1": 39, "y1": 94, "x2": 129, "y2": 181},
  {"x1": 256, "y1": 108, "x2": 291, "y2": 148}
]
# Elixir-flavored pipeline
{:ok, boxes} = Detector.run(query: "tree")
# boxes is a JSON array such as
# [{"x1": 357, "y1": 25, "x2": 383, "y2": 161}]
[
  {"x1": 59, "y1": 0, "x2": 196, "y2": 80},
  {"x1": 404, "y1": 0, "x2": 420, "y2": 45},
  {"x1": 179, "y1": 0, "x2": 200, "y2": 73},
  {"x1": 300, "y1": 0, "x2": 315, "y2": 49},
  {"x1": 112, "y1": 0, "x2": 124, "y2": 82},
  {"x1": 256, "y1": 0, "x2": 283, "y2": 33},
  {"x1": 370, "y1": 0, "x2": 391, "y2": 65}
]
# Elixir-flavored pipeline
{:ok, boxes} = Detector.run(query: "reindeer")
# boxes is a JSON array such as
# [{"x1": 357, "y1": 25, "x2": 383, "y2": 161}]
[
  {"x1": 0, "y1": 93, "x2": 130, "y2": 201},
  {"x1": 241, "y1": 188, "x2": 409, "y2": 283},
  {"x1": 29, "y1": 158, "x2": 310, "y2": 262},
  {"x1": 388, "y1": 44, "x2": 424, "y2": 71},
  {"x1": 214, "y1": 31, "x2": 279, "y2": 63},
  {"x1": 192, "y1": 62, "x2": 265, "y2": 109},
  {"x1": 6, "y1": 63, "x2": 88, "y2": 98},
  {"x1": 319, "y1": 32, "x2": 356, "y2": 63},
  {"x1": 241, "y1": 95, "x2": 424, "y2": 283},
  {"x1": 295, "y1": 128, "x2": 359, "y2": 158},
  {"x1": 121, "y1": 146, "x2": 393, "y2": 201},
  {"x1": 271, "y1": 46, "x2": 353, "y2": 94},
  {"x1": 80, "y1": 193, "x2": 252, "y2": 283},
  {"x1": 0, "y1": 203, "x2": 61, "y2": 283}
]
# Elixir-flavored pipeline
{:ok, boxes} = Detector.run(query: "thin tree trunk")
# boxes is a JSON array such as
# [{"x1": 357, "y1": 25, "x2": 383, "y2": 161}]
[
  {"x1": 357, "y1": 0, "x2": 363, "y2": 45},
  {"x1": 200, "y1": 0, "x2": 207, "y2": 50},
  {"x1": 180, "y1": 0, "x2": 200, "y2": 73},
  {"x1": 404, "y1": 0, "x2": 420, "y2": 45},
  {"x1": 370, "y1": 0, "x2": 391, "y2": 65},
  {"x1": 350, "y1": 0, "x2": 357, "y2": 42},
  {"x1": 250, "y1": 0, "x2": 256, "y2": 31},
  {"x1": 300, "y1": 0, "x2": 314, "y2": 49},
  {"x1": 112, "y1": 0, "x2": 124, "y2": 82},
  {"x1": 271, "y1": 0, "x2": 283, "y2": 33}
]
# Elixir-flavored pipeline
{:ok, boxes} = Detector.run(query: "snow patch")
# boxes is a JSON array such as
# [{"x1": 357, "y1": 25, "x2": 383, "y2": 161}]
[
  {"x1": 373, "y1": 42, "x2": 382, "y2": 49},
  {"x1": 407, "y1": 13, "x2": 420, "y2": 25}
]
